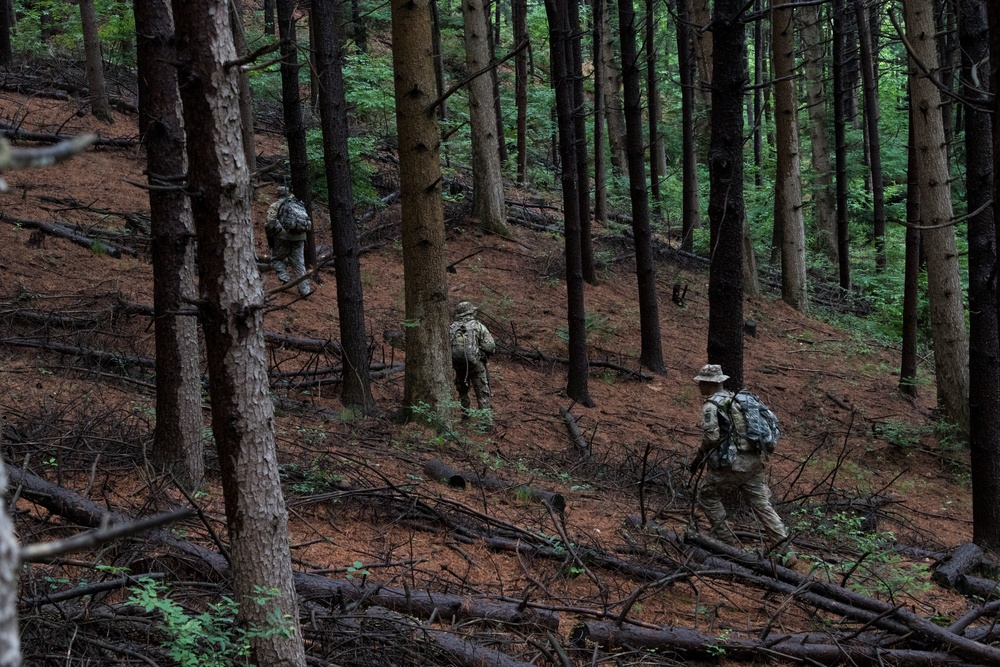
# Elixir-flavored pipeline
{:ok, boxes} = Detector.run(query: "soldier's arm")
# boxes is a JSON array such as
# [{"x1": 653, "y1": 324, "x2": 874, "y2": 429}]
[
  {"x1": 699, "y1": 401, "x2": 722, "y2": 454},
  {"x1": 478, "y1": 324, "x2": 496, "y2": 356}
]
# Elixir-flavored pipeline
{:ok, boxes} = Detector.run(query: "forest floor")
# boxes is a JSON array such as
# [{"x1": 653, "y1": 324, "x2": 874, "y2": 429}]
[{"x1": 0, "y1": 89, "x2": 994, "y2": 666}]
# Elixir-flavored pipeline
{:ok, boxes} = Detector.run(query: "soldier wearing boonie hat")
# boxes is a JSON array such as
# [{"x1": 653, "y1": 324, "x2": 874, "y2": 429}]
[{"x1": 689, "y1": 364, "x2": 794, "y2": 564}]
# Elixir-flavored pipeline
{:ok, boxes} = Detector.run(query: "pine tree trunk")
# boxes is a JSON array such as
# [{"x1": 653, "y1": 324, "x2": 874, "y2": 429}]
[
  {"x1": 833, "y1": 0, "x2": 851, "y2": 290},
  {"x1": 170, "y1": 1, "x2": 306, "y2": 663},
  {"x1": 619, "y1": 0, "x2": 664, "y2": 372},
  {"x1": 514, "y1": 0, "x2": 528, "y2": 184},
  {"x1": 899, "y1": 96, "x2": 920, "y2": 397},
  {"x1": 707, "y1": 0, "x2": 746, "y2": 391},
  {"x1": 391, "y1": 0, "x2": 454, "y2": 418},
  {"x1": 904, "y1": 0, "x2": 970, "y2": 435},
  {"x1": 79, "y1": 0, "x2": 111, "y2": 123},
  {"x1": 675, "y1": 0, "x2": 700, "y2": 251},
  {"x1": 228, "y1": 0, "x2": 257, "y2": 175},
  {"x1": 772, "y1": 0, "x2": 807, "y2": 312},
  {"x1": 567, "y1": 0, "x2": 594, "y2": 283},
  {"x1": 276, "y1": 0, "x2": 316, "y2": 267},
  {"x1": 966, "y1": 0, "x2": 1000, "y2": 546},
  {"x1": 545, "y1": 0, "x2": 594, "y2": 407},
  {"x1": 592, "y1": 0, "x2": 609, "y2": 226},
  {"x1": 801, "y1": 1, "x2": 838, "y2": 263},
  {"x1": 314, "y1": 0, "x2": 377, "y2": 415},
  {"x1": 461, "y1": 0, "x2": 508, "y2": 234},
  {"x1": 135, "y1": 0, "x2": 204, "y2": 491},
  {"x1": 854, "y1": 0, "x2": 885, "y2": 271},
  {"x1": 601, "y1": 0, "x2": 629, "y2": 172}
]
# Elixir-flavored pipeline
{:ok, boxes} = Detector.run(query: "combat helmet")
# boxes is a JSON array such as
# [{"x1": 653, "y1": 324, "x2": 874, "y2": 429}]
[{"x1": 455, "y1": 301, "x2": 477, "y2": 318}]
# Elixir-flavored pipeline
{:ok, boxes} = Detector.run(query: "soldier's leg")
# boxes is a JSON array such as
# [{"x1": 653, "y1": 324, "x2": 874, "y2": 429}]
[
  {"x1": 271, "y1": 239, "x2": 292, "y2": 282},
  {"x1": 742, "y1": 470, "x2": 788, "y2": 545},
  {"x1": 471, "y1": 364, "x2": 492, "y2": 410},
  {"x1": 291, "y1": 241, "x2": 312, "y2": 296},
  {"x1": 453, "y1": 363, "x2": 471, "y2": 413},
  {"x1": 696, "y1": 470, "x2": 739, "y2": 546}
]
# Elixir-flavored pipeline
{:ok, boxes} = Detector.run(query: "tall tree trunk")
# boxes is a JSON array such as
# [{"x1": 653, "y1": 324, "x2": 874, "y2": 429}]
[
  {"x1": 546, "y1": 0, "x2": 594, "y2": 407},
  {"x1": 592, "y1": 0, "x2": 609, "y2": 226},
  {"x1": 675, "y1": 0, "x2": 700, "y2": 252},
  {"x1": 619, "y1": 0, "x2": 664, "y2": 373},
  {"x1": 170, "y1": 1, "x2": 306, "y2": 663},
  {"x1": 646, "y1": 0, "x2": 662, "y2": 221},
  {"x1": 904, "y1": 0, "x2": 970, "y2": 435},
  {"x1": 391, "y1": 0, "x2": 454, "y2": 419},
  {"x1": 276, "y1": 0, "x2": 316, "y2": 268},
  {"x1": 707, "y1": 0, "x2": 746, "y2": 391},
  {"x1": 229, "y1": 0, "x2": 257, "y2": 175},
  {"x1": 802, "y1": 1, "x2": 838, "y2": 264},
  {"x1": 833, "y1": 0, "x2": 851, "y2": 290},
  {"x1": 854, "y1": 0, "x2": 885, "y2": 271},
  {"x1": 689, "y1": 0, "x2": 713, "y2": 154},
  {"x1": 0, "y1": 0, "x2": 12, "y2": 67},
  {"x1": 431, "y1": 0, "x2": 448, "y2": 120},
  {"x1": 567, "y1": 0, "x2": 595, "y2": 283},
  {"x1": 485, "y1": 4, "x2": 507, "y2": 164},
  {"x1": 772, "y1": 0, "x2": 807, "y2": 312},
  {"x1": 351, "y1": 0, "x2": 368, "y2": 51},
  {"x1": 264, "y1": 0, "x2": 275, "y2": 35},
  {"x1": 514, "y1": 0, "x2": 528, "y2": 184},
  {"x1": 967, "y1": 0, "x2": 1000, "y2": 547},
  {"x1": 135, "y1": 0, "x2": 204, "y2": 491},
  {"x1": 79, "y1": 0, "x2": 112, "y2": 123},
  {"x1": 900, "y1": 94, "x2": 920, "y2": 397},
  {"x1": 937, "y1": 0, "x2": 958, "y2": 158},
  {"x1": 461, "y1": 0, "x2": 508, "y2": 235},
  {"x1": 752, "y1": 0, "x2": 764, "y2": 191},
  {"x1": 600, "y1": 0, "x2": 628, "y2": 172},
  {"x1": 314, "y1": 0, "x2": 377, "y2": 416}
]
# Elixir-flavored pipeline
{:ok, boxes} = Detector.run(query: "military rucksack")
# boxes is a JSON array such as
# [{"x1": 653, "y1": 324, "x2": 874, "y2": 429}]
[
  {"x1": 449, "y1": 321, "x2": 480, "y2": 364},
  {"x1": 277, "y1": 197, "x2": 312, "y2": 233},
  {"x1": 707, "y1": 390, "x2": 780, "y2": 468},
  {"x1": 734, "y1": 389, "x2": 780, "y2": 457}
]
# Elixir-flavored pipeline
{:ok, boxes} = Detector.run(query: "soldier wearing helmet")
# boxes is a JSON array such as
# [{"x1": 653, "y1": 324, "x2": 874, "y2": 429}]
[
  {"x1": 449, "y1": 301, "x2": 496, "y2": 418},
  {"x1": 265, "y1": 184, "x2": 313, "y2": 296}
]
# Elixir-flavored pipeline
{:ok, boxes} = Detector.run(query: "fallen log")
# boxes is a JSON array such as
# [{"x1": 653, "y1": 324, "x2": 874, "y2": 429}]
[
  {"x1": 6, "y1": 464, "x2": 559, "y2": 632},
  {"x1": 956, "y1": 574, "x2": 1000, "y2": 600},
  {"x1": 422, "y1": 458, "x2": 466, "y2": 489},
  {"x1": 422, "y1": 458, "x2": 566, "y2": 512},
  {"x1": 570, "y1": 620, "x2": 965, "y2": 666},
  {"x1": 505, "y1": 345, "x2": 653, "y2": 380},
  {"x1": 630, "y1": 518, "x2": 1000, "y2": 664},
  {"x1": 0, "y1": 211, "x2": 135, "y2": 257},
  {"x1": 933, "y1": 542, "x2": 984, "y2": 587}
]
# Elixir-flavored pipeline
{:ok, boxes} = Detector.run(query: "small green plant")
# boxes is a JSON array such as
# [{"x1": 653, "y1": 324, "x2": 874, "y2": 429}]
[
  {"x1": 345, "y1": 560, "x2": 371, "y2": 580},
  {"x1": 128, "y1": 578, "x2": 293, "y2": 667},
  {"x1": 705, "y1": 628, "x2": 732, "y2": 657}
]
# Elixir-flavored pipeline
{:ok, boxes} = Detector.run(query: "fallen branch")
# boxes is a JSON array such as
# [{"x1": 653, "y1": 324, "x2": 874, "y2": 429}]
[
  {"x1": 560, "y1": 406, "x2": 590, "y2": 459},
  {"x1": 505, "y1": 345, "x2": 652, "y2": 380},
  {"x1": 422, "y1": 457, "x2": 566, "y2": 513},
  {"x1": 0, "y1": 211, "x2": 136, "y2": 257}
]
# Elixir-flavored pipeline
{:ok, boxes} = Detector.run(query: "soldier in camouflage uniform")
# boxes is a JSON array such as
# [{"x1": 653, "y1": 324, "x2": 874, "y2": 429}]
[
  {"x1": 450, "y1": 301, "x2": 496, "y2": 416},
  {"x1": 689, "y1": 364, "x2": 791, "y2": 556},
  {"x1": 265, "y1": 186, "x2": 313, "y2": 296}
]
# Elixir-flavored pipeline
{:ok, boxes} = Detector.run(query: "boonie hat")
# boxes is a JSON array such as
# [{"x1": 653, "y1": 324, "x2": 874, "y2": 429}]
[
  {"x1": 455, "y1": 301, "x2": 477, "y2": 317},
  {"x1": 693, "y1": 364, "x2": 729, "y2": 383}
]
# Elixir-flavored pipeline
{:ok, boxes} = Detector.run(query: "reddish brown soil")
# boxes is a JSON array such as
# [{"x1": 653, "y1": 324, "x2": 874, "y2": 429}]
[{"x1": 0, "y1": 93, "x2": 981, "y2": 662}]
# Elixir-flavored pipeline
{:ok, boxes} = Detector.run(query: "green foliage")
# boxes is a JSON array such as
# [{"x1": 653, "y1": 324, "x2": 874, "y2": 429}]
[
  {"x1": 128, "y1": 578, "x2": 293, "y2": 667},
  {"x1": 304, "y1": 130, "x2": 381, "y2": 209},
  {"x1": 792, "y1": 509, "x2": 932, "y2": 600},
  {"x1": 343, "y1": 50, "x2": 396, "y2": 137},
  {"x1": 556, "y1": 312, "x2": 614, "y2": 345}
]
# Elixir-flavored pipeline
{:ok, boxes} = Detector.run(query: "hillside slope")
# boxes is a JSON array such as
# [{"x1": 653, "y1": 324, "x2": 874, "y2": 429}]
[{"x1": 0, "y1": 91, "x2": 987, "y2": 666}]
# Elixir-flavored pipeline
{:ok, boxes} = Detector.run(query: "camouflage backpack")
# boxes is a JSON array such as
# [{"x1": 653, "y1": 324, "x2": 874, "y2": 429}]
[
  {"x1": 708, "y1": 390, "x2": 780, "y2": 468},
  {"x1": 449, "y1": 321, "x2": 480, "y2": 364},
  {"x1": 277, "y1": 197, "x2": 312, "y2": 233}
]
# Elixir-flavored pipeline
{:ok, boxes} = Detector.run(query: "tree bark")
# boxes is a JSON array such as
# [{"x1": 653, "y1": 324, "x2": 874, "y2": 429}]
[
  {"x1": 313, "y1": 0, "x2": 377, "y2": 415},
  {"x1": 600, "y1": 0, "x2": 628, "y2": 172},
  {"x1": 801, "y1": 1, "x2": 838, "y2": 263},
  {"x1": 461, "y1": 0, "x2": 508, "y2": 235},
  {"x1": 276, "y1": 0, "x2": 316, "y2": 268},
  {"x1": 854, "y1": 0, "x2": 885, "y2": 271},
  {"x1": 568, "y1": 0, "x2": 594, "y2": 284},
  {"x1": 0, "y1": 0, "x2": 12, "y2": 67},
  {"x1": 618, "y1": 0, "x2": 664, "y2": 372},
  {"x1": 135, "y1": 0, "x2": 204, "y2": 491},
  {"x1": 706, "y1": 0, "x2": 746, "y2": 391},
  {"x1": 592, "y1": 0, "x2": 609, "y2": 226},
  {"x1": 772, "y1": 0, "x2": 807, "y2": 312},
  {"x1": 546, "y1": 0, "x2": 594, "y2": 407},
  {"x1": 688, "y1": 0, "x2": 713, "y2": 155},
  {"x1": 79, "y1": 0, "x2": 112, "y2": 123},
  {"x1": 513, "y1": 0, "x2": 528, "y2": 185},
  {"x1": 391, "y1": 0, "x2": 454, "y2": 418},
  {"x1": 228, "y1": 0, "x2": 257, "y2": 175},
  {"x1": 899, "y1": 92, "x2": 920, "y2": 397},
  {"x1": 967, "y1": 0, "x2": 1000, "y2": 546},
  {"x1": 904, "y1": 0, "x2": 970, "y2": 435},
  {"x1": 169, "y1": 0, "x2": 306, "y2": 662},
  {"x1": 833, "y1": 0, "x2": 851, "y2": 291},
  {"x1": 675, "y1": 0, "x2": 700, "y2": 252}
]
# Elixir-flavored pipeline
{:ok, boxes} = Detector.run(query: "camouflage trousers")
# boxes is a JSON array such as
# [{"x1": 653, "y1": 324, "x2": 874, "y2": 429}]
[
  {"x1": 272, "y1": 237, "x2": 312, "y2": 296},
  {"x1": 453, "y1": 358, "x2": 491, "y2": 413},
  {"x1": 696, "y1": 459, "x2": 787, "y2": 547}
]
